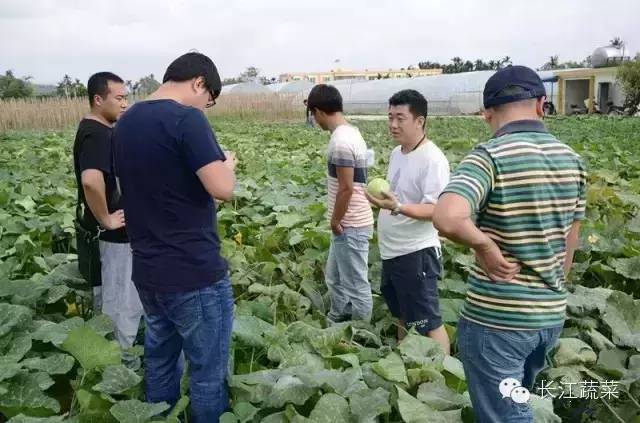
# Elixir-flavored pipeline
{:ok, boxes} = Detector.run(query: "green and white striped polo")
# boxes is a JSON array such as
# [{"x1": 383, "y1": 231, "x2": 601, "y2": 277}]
[{"x1": 442, "y1": 120, "x2": 587, "y2": 330}]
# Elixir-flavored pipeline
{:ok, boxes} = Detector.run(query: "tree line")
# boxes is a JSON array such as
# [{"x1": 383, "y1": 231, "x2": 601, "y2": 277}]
[{"x1": 0, "y1": 72, "x2": 161, "y2": 100}]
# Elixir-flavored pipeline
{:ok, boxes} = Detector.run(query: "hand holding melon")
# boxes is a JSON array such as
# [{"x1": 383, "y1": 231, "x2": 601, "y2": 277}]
[{"x1": 367, "y1": 178, "x2": 390, "y2": 199}]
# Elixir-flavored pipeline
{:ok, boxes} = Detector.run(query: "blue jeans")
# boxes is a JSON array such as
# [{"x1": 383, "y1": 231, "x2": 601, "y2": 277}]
[
  {"x1": 457, "y1": 318, "x2": 562, "y2": 423},
  {"x1": 137, "y1": 278, "x2": 234, "y2": 422},
  {"x1": 325, "y1": 226, "x2": 373, "y2": 323}
]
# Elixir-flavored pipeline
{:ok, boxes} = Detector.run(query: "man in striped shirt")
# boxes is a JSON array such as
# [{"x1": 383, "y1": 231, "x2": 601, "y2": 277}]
[
  {"x1": 434, "y1": 66, "x2": 587, "y2": 422},
  {"x1": 307, "y1": 84, "x2": 374, "y2": 323}
]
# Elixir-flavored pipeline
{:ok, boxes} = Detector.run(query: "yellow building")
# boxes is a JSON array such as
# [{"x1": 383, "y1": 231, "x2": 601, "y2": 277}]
[
  {"x1": 554, "y1": 67, "x2": 624, "y2": 115},
  {"x1": 279, "y1": 67, "x2": 442, "y2": 83}
]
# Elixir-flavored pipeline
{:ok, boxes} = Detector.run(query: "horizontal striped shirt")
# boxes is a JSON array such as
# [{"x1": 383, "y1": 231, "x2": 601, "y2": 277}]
[
  {"x1": 442, "y1": 120, "x2": 587, "y2": 330},
  {"x1": 327, "y1": 125, "x2": 374, "y2": 228}
]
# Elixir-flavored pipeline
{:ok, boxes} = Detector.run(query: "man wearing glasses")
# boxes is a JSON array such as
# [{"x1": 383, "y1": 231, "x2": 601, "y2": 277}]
[{"x1": 114, "y1": 52, "x2": 236, "y2": 422}]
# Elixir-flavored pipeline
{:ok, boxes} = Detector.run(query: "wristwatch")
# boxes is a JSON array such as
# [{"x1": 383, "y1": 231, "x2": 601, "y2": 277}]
[{"x1": 391, "y1": 201, "x2": 403, "y2": 216}]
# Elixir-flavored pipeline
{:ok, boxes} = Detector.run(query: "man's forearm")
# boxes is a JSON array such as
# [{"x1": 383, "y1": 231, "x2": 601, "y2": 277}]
[
  {"x1": 332, "y1": 188, "x2": 353, "y2": 224},
  {"x1": 399, "y1": 203, "x2": 435, "y2": 221},
  {"x1": 435, "y1": 216, "x2": 492, "y2": 251},
  {"x1": 564, "y1": 248, "x2": 576, "y2": 277},
  {"x1": 563, "y1": 221, "x2": 582, "y2": 277},
  {"x1": 82, "y1": 183, "x2": 110, "y2": 227}
]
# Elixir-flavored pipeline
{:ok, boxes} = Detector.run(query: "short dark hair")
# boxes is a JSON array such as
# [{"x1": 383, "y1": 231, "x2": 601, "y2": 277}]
[
  {"x1": 389, "y1": 89, "x2": 428, "y2": 125},
  {"x1": 307, "y1": 84, "x2": 343, "y2": 114},
  {"x1": 163, "y1": 52, "x2": 222, "y2": 97},
  {"x1": 87, "y1": 72, "x2": 124, "y2": 107}
]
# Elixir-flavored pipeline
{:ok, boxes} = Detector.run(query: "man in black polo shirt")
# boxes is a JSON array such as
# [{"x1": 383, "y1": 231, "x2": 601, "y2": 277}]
[
  {"x1": 73, "y1": 72, "x2": 143, "y2": 349},
  {"x1": 114, "y1": 52, "x2": 236, "y2": 422}
]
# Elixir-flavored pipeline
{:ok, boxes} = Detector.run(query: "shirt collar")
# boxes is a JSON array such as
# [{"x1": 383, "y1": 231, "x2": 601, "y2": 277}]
[{"x1": 494, "y1": 119, "x2": 548, "y2": 138}]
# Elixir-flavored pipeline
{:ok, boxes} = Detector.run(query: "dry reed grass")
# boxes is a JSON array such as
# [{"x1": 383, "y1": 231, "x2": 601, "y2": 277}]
[{"x1": 0, "y1": 92, "x2": 305, "y2": 131}]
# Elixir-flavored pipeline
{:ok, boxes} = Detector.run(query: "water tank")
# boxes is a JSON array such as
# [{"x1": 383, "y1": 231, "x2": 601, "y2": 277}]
[{"x1": 592, "y1": 46, "x2": 629, "y2": 68}]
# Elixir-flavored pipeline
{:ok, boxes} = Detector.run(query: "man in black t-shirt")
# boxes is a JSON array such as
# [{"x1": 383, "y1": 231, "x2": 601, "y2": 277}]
[{"x1": 73, "y1": 72, "x2": 143, "y2": 348}]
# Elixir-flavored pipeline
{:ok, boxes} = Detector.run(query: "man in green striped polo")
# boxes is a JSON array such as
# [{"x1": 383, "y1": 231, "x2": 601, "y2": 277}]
[{"x1": 433, "y1": 65, "x2": 587, "y2": 422}]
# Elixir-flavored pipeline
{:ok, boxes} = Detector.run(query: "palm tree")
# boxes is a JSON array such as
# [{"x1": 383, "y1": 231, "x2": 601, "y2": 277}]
[
  {"x1": 609, "y1": 37, "x2": 626, "y2": 59},
  {"x1": 610, "y1": 37, "x2": 624, "y2": 48},
  {"x1": 57, "y1": 74, "x2": 73, "y2": 98},
  {"x1": 463, "y1": 60, "x2": 474, "y2": 72},
  {"x1": 450, "y1": 57, "x2": 463, "y2": 73}
]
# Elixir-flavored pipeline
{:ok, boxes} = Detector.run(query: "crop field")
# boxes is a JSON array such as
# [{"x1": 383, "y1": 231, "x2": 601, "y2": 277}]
[{"x1": 0, "y1": 116, "x2": 639, "y2": 422}]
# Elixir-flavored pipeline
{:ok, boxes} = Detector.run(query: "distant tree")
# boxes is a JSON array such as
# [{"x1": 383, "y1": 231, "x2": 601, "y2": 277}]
[
  {"x1": 222, "y1": 77, "x2": 242, "y2": 86},
  {"x1": 421, "y1": 57, "x2": 513, "y2": 74},
  {"x1": 617, "y1": 59, "x2": 640, "y2": 115},
  {"x1": 610, "y1": 37, "x2": 624, "y2": 48},
  {"x1": 135, "y1": 74, "x2": 161, "y2": 97},
  {"x1": 450, "y1": 57, "x2": 463, "y2": 73},
  {"x1": 221, "y1": 67, "x2": 263, "y2": 85},
  {"x1": 241, "y1": 66, "x2": 260, "y2": 82},
  {"x1": 73, "y1": 78, "x2": 87, "y2": 97},
  {"x1": 539, "y1": 55, "x2": 589, "y2": 71},
  {"x1": 462, "y1": 60, "x2": 474, "y2": 72},
  {"x1": 473, "y1": 59, "x2": 485, "y2": 71},
  {"x1": 540, "y1": 56, "x2": 559, "y2": 70},
  {"x1": 498, "y1": 56, "x2": 512, "y2": 69},
  {"x1": 56, "y1": 74, "x2": 86, "y2": 98},
  {"x1": 0, "y1": 70, "x2": 34, "y2": 99},
  {"x1": 418, "y1": 61, "x2": 441, "y2": 70}
]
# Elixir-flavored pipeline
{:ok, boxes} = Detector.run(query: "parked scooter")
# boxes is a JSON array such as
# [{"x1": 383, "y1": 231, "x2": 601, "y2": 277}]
[
  {"x1": 569, "y1": 103, "x2": 588, "y2": 115},
  {"x1": 607, "y1": 101, "x2": 628, "y2": 116}
]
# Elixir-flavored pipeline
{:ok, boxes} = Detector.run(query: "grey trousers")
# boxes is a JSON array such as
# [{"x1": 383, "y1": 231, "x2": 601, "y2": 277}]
[{"x1": 98, "y1": 241, "x2": 144, "y2": 349}]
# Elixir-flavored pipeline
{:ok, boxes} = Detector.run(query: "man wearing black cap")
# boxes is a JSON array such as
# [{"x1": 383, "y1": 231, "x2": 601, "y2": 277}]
[
  {"x1": 114, "y1": 52, "x2": 237, "y2": 422},
  {"x1": 433, "y1": 66, "x2": 587, "y2": 422}
]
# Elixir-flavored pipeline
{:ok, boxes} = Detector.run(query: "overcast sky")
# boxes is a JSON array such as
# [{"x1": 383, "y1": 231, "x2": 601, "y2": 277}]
[{"x1": 1, "y1": 0, "x2": 638, "y2": 85}]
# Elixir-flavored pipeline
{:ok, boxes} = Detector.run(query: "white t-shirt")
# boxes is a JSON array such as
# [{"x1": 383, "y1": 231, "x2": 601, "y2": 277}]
[{"x1": 378, "y1": 140, "x2": 450, "y2": 260}]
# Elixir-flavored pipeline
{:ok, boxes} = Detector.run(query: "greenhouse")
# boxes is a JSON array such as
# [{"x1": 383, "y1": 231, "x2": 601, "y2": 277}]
[{"x1": 222, "y1": 69, "x2": 560, "y2": 115}]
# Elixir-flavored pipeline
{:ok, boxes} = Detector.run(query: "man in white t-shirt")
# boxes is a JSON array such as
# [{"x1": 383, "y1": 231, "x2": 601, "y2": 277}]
[
  {"x1": 366, "y1": 89, "x2": 451, "y2": 354},
  {"x1": 308, "y1": 84, "x2": 374, "y2": 323}
]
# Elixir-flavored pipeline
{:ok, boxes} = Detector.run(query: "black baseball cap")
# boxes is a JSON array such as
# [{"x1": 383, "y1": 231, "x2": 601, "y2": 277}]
[{"x1": 483, "y1": 65, "x2": 546, "y2": 109}]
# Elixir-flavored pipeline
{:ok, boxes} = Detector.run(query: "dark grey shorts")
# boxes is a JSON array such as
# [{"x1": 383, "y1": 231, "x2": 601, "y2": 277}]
[{"x1": 381, "y1": 246, "x2": 443, "y2": 334}]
